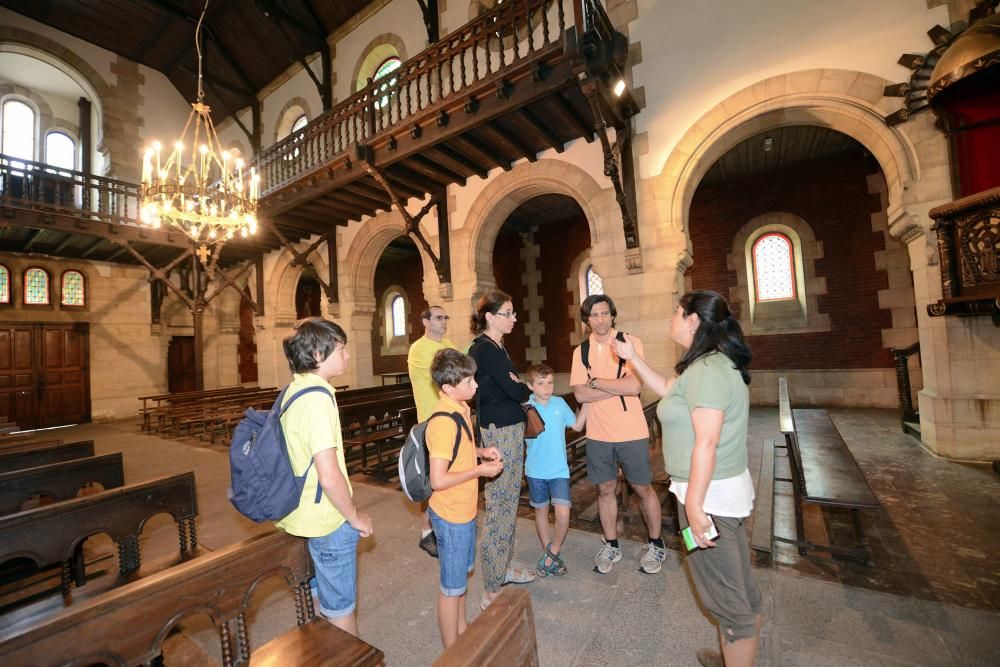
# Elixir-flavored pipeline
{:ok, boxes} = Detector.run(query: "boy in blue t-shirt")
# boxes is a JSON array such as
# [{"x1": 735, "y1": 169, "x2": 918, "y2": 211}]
[{"x1": 524, "y1": 364, "x2": 587, "y2": 576}]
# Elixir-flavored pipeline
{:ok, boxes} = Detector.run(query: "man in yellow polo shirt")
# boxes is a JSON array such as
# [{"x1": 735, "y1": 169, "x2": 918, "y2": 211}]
[
  {"x1": 407, "y1": 305, "x2": 458, "y2": 557},
  {"x1": 570, "y1": 294, "x2": 665, "y2": 575},
  {"x1": 277, "y1": 318, "x2": 373, "y2": 637}
]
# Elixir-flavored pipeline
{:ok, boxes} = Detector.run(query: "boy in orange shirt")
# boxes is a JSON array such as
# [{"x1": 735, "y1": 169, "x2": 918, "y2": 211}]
[{"x1": 427, "y1": 348, "x2": 504, "y2": 648}]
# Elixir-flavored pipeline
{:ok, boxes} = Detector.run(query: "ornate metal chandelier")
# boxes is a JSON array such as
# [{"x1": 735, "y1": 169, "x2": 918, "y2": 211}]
[{"x1": 138, "y1": 0, "x2": 258, "y2": 249}]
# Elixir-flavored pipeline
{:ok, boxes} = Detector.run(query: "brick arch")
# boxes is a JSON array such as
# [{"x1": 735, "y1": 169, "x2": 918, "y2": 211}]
[
  {"x1": 465, "y1": 159, "x2": 603, "y2": 286},
  {"x1": 658, "y1": 69, "x2": 950, "y2": 251}
]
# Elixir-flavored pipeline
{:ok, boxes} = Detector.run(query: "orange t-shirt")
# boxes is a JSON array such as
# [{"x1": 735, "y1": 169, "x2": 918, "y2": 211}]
[
  {"x1": 569, "y1": 329, "x2": 649, "y2": 442},
  {"x1": 427, "y1": 395, "x2": 478, "y2": 524}
]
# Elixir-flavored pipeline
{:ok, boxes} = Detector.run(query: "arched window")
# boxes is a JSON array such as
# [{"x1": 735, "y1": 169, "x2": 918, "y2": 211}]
[
  {"x1": 391, "y1": 294, "x2": 406, "y2": 336},
  {"x1": 45, "y1": 131, "x2": 75, "y2": 171},
  {"x1": 2, "y1": 99, "x2": 35, "y2": 161},
  {"x1": 290, "y1": 114, "x2": 308, "y2": 134},
  {"x1": 585, "y1": 265, "x2": 604, "y2": 297},
  {"x1": 0, "y1": 264, "x2": 10, "y2": 304},
  {"x1": 61, "y1": 270, "x2": 86, "y2": 306},
  {"x1": 373, "y1": 56, "x2": 401, "y2": 110},
  {"x1": 752, "y1": 233, "x2": 795, "y2": 301},
  {"x1": 24, "y1": 267, "x2": 50, "y2": 305}
]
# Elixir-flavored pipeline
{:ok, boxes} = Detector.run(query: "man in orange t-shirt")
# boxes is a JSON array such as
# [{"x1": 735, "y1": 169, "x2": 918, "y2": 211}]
[{"x1": 570, "y1": 294, "x2": 665, "y2": 575}]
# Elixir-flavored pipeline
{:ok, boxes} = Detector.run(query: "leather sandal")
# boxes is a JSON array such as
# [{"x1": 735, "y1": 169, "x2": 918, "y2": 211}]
[
  {"x1": 502, "y1": 566, "x2": 536, "y2": 585},
  {"x1": 537, "y1": 543, "x2": 567, "y2": 576}
]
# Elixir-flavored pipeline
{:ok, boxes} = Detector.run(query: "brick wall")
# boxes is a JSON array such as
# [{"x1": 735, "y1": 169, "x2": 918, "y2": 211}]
[
  {"x1": 492, "y1": 228, "x2": 528, "y2": 370},
  {"x1": 687, "y1": 152, "x2": 893, "y2": 369},
  {"x1": 536, "y1": 214, "x2": 591, "y2": 372},
  {"x1": 371, "y1": 254, "x2": 428, "y2": 375}
]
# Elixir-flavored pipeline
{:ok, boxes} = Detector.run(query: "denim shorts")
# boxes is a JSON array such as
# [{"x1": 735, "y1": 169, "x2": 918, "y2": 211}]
[
  {"x1": 428, "y1": 507, "x2": 476, "y2": 597},
  {"x1": 307, "y1": 521, "x2": 361, "y2": 619},
  {"x1": 526, "y1": 476, "x2": 572, "y2": 509}
]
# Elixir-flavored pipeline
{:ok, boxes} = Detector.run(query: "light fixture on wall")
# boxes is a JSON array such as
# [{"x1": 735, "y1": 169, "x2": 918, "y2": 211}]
[
  {"x1": 138, "y1": 0, "x2": 258, "y2": 259},
  {"x1": 613, "y1": 78, "x2": 626, "y2": 97},
  {"x1": 763, "y1": 136, "x2": 774, "y2": 152}
]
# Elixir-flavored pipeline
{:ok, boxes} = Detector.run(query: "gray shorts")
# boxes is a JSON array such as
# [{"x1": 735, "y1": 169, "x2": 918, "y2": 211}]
[
  {"x1": 677, "y1": 501, "x2": 762, "y2": 642},
  {"x1": 585, "y1": 438, "x2": 652, "y2": 486}
]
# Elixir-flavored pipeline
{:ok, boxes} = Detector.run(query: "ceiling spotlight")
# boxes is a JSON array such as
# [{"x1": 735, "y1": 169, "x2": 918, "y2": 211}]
[
  {"x1": 613, "y1": 78, "x2": 626, "y2": 97},
  {"x1": 763, "y1": 136, "x2": 774, "y2": 152}
]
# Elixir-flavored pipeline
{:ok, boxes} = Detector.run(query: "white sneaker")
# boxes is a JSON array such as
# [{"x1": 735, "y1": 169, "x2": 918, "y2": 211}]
[
  {"x1": 639, "y1": 542, "x2": 666, "y2": 574},
  {"x1": 594, "y1": 540, "x2": 623, "y2": 574}
]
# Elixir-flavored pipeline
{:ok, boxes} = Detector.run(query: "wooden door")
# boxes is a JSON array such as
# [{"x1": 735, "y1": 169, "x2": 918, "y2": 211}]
[
  {"x1": 0, "y1": 322, "x2": 90, "y2": 429},
  {"x1": 167, "y1": 336, "x2": 196, "y2": 394},
  {"x1": 238, "y1": 287, "x2": 258, "y2": 384}
]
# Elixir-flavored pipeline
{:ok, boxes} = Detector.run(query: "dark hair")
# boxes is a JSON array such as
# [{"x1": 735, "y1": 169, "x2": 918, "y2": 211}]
[
  {"x1": 421, "y1": 305, "x2": 443, "y2": 321},
  {"x1": 282, "y1": 317, "x2": 348, "y2": 374},
  {"x1": 580, "y1": 294, "x2": 617, "y2": 326},
  {"x1": 674, "y1": 291, "x2": 751, "y2": 385},
  {"x1": 525, "y1": 363, "x2": 553, "y2": 383},
  {"x1": 470, "y1": 289, "x2": 512, "y2": 334},
  {"x1": 431, "y1": 348, "x2": 477, "y2": 388}
]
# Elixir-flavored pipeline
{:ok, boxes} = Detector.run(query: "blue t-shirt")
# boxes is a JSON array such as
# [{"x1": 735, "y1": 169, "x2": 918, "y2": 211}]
[{"x1": 525, "y1": 395, "x2": 576, "y2": 479}]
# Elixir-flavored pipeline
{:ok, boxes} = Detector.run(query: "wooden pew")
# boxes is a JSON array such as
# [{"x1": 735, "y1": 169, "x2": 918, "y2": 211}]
[
  {"x1": 0, "y1": 530, "x2": 384, "y2": 667},
  {"x1": 0, "y1": 437, "x2": 62, "y2": 451},
  {"x1": 0, "y1": 453, "x2": 125, "y2": 516},
  {"x1": 138, "y1": 384, "x2": 261, "y2": 431},
  {"x1": 0, "y1": 471, "x2": 198, "y2": 600},
  {"x1": 434, "y1": 588, "x2": 537, "y2": 666},
  {"x1": 775, "y1": 377, "x2": 880, "y2": 565},
  {"x1": 0, "y1": 440, "x2": 93, "y2": 472}
]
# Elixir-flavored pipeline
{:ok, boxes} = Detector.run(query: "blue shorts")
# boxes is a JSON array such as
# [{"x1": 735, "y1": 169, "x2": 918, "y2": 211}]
[
  {"x1": 428, "y1": 508, "x2": 476, "y2": 597},
  {"x1": 526, "y1": 476, "x2": 572, "y2": 509},
  {"x1": 307, "y1": 521, "x2": 361, "y2": 619}
]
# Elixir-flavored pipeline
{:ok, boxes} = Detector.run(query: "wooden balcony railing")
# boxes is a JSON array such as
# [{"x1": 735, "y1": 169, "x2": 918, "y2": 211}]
[
  {"x1": 0, "y1": 154, "x2": 140, "y2": 226},
  {"x1": 258, "y1": 0, "x2": 586, "y2": 196}
]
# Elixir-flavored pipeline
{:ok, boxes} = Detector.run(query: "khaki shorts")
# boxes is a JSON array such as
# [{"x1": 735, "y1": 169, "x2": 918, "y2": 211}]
[
  {"x1": 677, "y1": 501, "x2": 762, "y2": 642},
  {"x1": 585, "y1": 438, "x2": 652, "y2": 486}
]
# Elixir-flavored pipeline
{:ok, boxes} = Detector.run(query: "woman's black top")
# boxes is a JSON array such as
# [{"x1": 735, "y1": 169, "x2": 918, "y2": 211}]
[{"x1": 468, "y1": 334, "x2": 530, "y2": 428}]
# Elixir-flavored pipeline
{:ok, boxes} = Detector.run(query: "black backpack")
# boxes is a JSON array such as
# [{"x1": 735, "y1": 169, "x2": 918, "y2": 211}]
[
  {"x1": 398, "y1": 412, "x2": 473, "y2": 502},
  {"x1": 581, "y1": 330, "x2": 629, "y2": 411}
]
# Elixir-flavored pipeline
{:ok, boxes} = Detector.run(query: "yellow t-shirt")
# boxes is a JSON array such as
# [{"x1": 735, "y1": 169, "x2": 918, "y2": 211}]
[
  {"x1": 569, "y1": 329, "x2": 649, "y2": 443},
  {"x1": 275, "y1": 372, "x2": 352, "y2": 537},
  {"x1": 407, "y1": 335, "x2": 458, "y2": 422},
  {"x1": 427, "y1": 394, "x2": 478, "y2": 524}
]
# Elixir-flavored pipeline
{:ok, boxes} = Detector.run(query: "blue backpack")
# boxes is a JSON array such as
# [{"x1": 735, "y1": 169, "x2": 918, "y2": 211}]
[{"x1": 228, "y1": 385, "x2": 332, "y2": 522}]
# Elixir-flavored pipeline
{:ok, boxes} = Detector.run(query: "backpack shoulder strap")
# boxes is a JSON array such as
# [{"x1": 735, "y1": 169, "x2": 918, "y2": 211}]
[
  {"x1": 580, "y1": 339, "x2": 591, "y2": 372},
  {"x1": 427, "y1": 411, "x2": 472, "y2": 470},
  {"x1": 614, "y1": 331, "x2": 628, "y2": 379},
  {"x1": 279, "y1": 385, "x2": 334, "y2": 417}
]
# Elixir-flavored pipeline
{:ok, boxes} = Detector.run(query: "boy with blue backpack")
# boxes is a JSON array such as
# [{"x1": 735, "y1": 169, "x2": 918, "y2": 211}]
[
  {"x1": 275, "y1": 318, "x2": 373, "y2": 637},
  {"x1": 524, "y1": 364, "x2": 587, "y2": 576},
  {"x1": 425, "y1": 348, "x2": 503, "y2": 648}
]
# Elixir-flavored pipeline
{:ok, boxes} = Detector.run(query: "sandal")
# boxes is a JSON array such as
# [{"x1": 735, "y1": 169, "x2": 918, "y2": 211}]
[
  {"x1": 536, "y1": 543, "x2": 567, "y2": 577},
  {"x1": 501, "y1": 566, "x2": 536, "y2": 585}
]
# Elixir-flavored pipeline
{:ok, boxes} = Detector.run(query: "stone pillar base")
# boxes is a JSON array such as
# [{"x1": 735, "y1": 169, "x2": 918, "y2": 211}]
[{"x1": 918, "y1": 391, "x2": 1000, "y2": 461}]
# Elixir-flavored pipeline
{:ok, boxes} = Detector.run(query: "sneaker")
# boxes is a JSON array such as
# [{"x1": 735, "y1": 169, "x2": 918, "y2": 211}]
[
  {"x1": 418, "y1": 531, "x2": 438, "y2": 558},
  {"x1": 696, "y1": 648, "x2": 723, "y2": 667},
  {"x1": 639, "y1": 542, "x2": 666, "y2": 574},
  {"x1": 593, "y1": 540, "x2": 623, "y2": 574}
]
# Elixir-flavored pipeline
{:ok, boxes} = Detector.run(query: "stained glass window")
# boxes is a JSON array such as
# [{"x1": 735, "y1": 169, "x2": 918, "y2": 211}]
[
  {"x1": 2, "y1": 100, "x2": 35, "y2": 161},
  {"x1": 24, "y1": 267, "x2": 50, "y2": 305},
  {"x1": 586, "y1": 266, "x2": 604, "y2": 297},
  {"x1": 391, "y1": 295, "x2": 405, "y2": 336},
  {"x1": 373, "y1": 56, "x2": 401, "y2": 110},
  {"x1": 0, "y1": 265, "x2": 9, "y2": 304},
  {"x1": 61, "y1": 270, "x2": 85, "y2": 306},
  {"x1": 753, "y1": 233, "x2": 795, "y2": 301}
]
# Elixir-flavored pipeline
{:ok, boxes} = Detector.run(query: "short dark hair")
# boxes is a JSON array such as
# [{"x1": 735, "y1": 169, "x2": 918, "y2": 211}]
[
  {"x1": 431, "y1": 348, "x2": 477, "y2": 388},
  {"x1": 525, "y1": 364, "x2": 553, "y2": 383},
  {"x1": 674, "y1": 290, "x2": 752, "y2": 385},
  {"x1": 282, "y1": 317, "x2": 347, "y2": 374},
  {"x1": 421, "y1": 305, "x2": 443, "y2": 322},
  {"x1": 470, "y1": 289, "x2": 512, "y2": 334},
  {"x1": 580, "y1": 294, "x2": 617, "y2": 326}
]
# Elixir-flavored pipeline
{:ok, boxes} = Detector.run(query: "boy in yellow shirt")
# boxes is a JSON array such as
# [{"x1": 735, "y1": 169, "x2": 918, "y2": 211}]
[{"x1": 426, "y1": 349, "x2": 503, "y2": 648}]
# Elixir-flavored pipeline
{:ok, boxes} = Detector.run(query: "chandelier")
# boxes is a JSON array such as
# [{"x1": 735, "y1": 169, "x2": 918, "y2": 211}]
[{"x1": 139, "y1": 0, "x2": 258, "y2": 249}]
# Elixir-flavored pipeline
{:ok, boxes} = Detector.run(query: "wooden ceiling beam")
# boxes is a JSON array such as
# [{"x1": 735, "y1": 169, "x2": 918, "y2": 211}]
[
  {"x1": 339, "y1": 185, "x2": 392, "y2": 210},
  {"x1": 519, "y1": 106, "x2": 565, "y2": 153},
  {"x1": 406, "y1": 154, "x2": 465, "y2": 185},
  {"x1": 131, "y1": 11, "x2": 174, "y2": 63},
  {"x1": 79, "y1": 237, "x2": 106, "y2": 259},
  {"x1": 476, "y1": 122, "x2": 537, "y2": 163},
  {"x1": 449, "y1": 133, "x2": 511, "y2": 172},
  {"x1": 547, "y1": 93, "x2": 594, "y2": 143},
  {"x1": 383, "y1": 166, "x2": 435, "y2": 196},
  {"x1": 20, "y1": 228, "x2": 43, "y2": 252},
  {"x1": 423, "y1": 145, "x2": 489, "y2": 180},
  {"x1": 297, "y1": 198, "x2": 361, "y2": 221}
]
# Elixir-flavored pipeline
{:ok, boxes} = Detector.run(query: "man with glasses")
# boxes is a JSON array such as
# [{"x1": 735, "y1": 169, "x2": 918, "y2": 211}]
[
  {"x1": 408, "y1": 305, "x2": 458, "y2": 557},
  {"x1": 570, "y1": 294, "x2": 665, "y2": 574}
]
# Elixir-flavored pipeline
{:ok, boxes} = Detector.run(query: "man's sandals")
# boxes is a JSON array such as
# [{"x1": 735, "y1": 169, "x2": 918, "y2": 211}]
[{"x1": 536, "y1": 544, "x2": 567, "y2": 577}]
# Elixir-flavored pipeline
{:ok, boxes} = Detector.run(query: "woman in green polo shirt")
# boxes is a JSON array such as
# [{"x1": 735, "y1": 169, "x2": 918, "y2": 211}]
[{"x1": 613, "y1": 290, "x2": 759, "y2": 667}]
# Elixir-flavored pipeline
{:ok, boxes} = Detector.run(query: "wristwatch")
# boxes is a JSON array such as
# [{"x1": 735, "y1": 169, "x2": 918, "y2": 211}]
[{"x1": 588, "y1": 377, "x2": 598, "y2": 389}]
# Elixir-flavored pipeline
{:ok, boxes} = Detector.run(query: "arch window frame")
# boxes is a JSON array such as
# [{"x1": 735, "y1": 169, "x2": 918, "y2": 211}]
[
  {"x1": 585, "y1": 264, "x2": 604, "y2": 297},
  {"x1": 60, "y1": 269, "x2": 86, "y2": 308},
  {"x1": 380, "y1": 285, "x2": 410, "y2": 355},
  {"x1": 23, "y1": 266, "x2": 51, "y2": 306},
  {"x1": 751, "y1": 232, "x2": 796, "y2": 303},
  {"x1": 1, "y1": 97, "x2": 38, "y2": 163},
  {"x1": 0, "y1": 263, "x2": 11, "y2": 305},
  {"x1": 44, "y1": 129, "x2": 76, "y2": 173},
  {"x1": 372, "y1": 56, "x2": 401, "y2": 110}
]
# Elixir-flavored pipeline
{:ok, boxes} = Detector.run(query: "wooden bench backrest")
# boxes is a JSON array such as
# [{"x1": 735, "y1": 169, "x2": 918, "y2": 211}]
[
  {"x1": 0, "y1": 437, "x2": 63, "y2": 452},
  {"x1": 0, "y1": 453, "x2": 125, "y2": 516},
  {"x1": 0, "y1": 440, "x2": 93, "y2": 472},
  {"x1": 0, "y1": 471, "x2": 198, "y2": 575},
  {"x1": 0, "y1": 531, "x2": 328, "y2": 667},
  {"x1": 778, "y1": 377, "x2": 793, "y2": 435},
  {"x1": 434, "y1": 588, "x2": 538, "y2": 667}
]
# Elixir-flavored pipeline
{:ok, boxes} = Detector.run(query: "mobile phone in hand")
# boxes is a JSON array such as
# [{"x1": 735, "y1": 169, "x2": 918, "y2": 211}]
[{"x1": 681, "y1": 514, "x2": 719, "y2": 551}]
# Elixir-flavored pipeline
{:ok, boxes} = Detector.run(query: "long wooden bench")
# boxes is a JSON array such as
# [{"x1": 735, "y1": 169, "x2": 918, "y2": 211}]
[
  {"x1": 0, "y1": 530, "x2": 384, "y2": 667},
  {"x1": 0, "y1": 440, "x2": 93, "y2": 472},
  {"x1": 434, "y1": 588, "x2": 537, "y2": 666},
  {"x1": 776, "y1": 378, "x2": 880, "y2": 565},
  {"x1": 0, "y1": 453, "x2": 125, "y2": 516},
  {"x1": 0, "y1": 471, "x2": 199, "y2": 599}
]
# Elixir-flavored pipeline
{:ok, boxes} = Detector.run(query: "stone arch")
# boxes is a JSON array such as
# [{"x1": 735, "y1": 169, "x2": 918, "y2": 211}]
[
  {"x1": 465, "y1": 159, "x2": 604, "y2": 286},
  {"x1": 659, "y1": 69, "x2": 951, "y2": 251},
  {"x1": 270, "y1": 240, "x2": 330, "y2": 325},
  {"x1": 351, "y1": 34, "x2": 408, "y2": 93},
  {"x1": 273, "y1": 97, "x2": 312, "y2": 144}
]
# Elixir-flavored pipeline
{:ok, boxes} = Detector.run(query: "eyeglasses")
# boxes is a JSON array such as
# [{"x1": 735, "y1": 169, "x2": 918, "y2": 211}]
[
  {"x1": 431, "y1": 315, "x2": 450, "y2": 321},
  {"x1": 494, "y1": 310, "x2": 516, "y2": 319}
]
